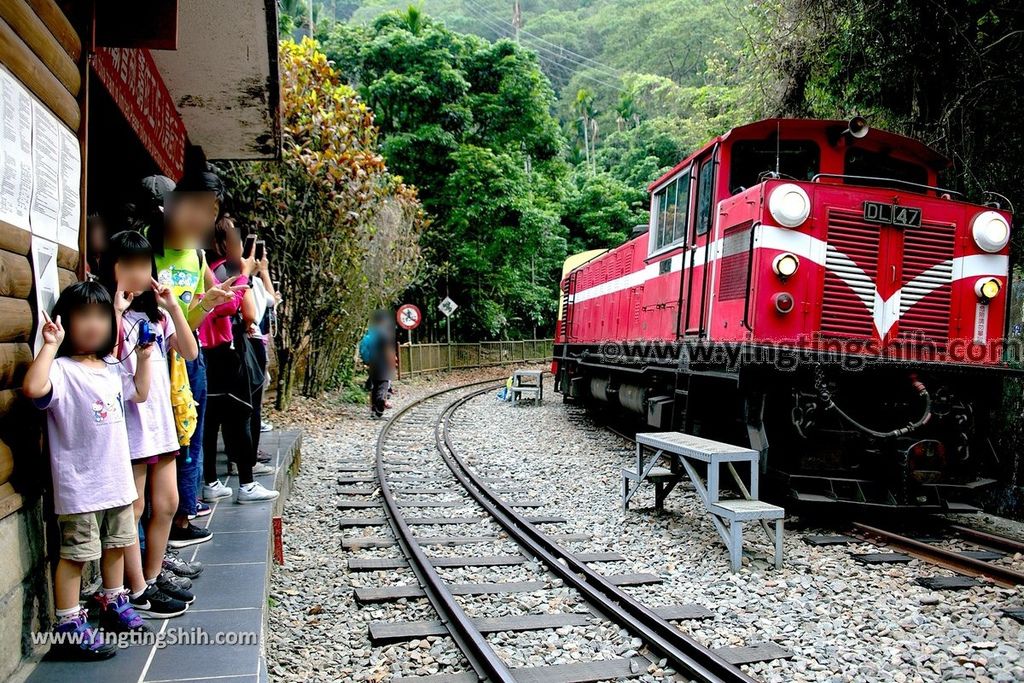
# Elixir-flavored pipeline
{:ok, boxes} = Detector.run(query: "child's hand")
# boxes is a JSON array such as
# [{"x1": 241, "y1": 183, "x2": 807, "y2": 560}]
[
  {"x1": 40, "y1": 311, "x2": 64, "y2": 347},
  {"x1": 114, "y1": 289, "x2": 134, "y2": 316},
  {"x1": 151, "y1": 278, "x2": 176, "y2": 310},
  {"x1": 202, "y1": 276, "x2": 247, "y2": 309},
  {"x1": 136, "y1": 342, "x2": 154, "y2": 361}
]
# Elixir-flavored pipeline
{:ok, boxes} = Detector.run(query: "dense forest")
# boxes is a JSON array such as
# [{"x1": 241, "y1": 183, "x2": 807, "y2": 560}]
[{"x1": 275, "y1": 0, "x2": 1023, "y2": 342}]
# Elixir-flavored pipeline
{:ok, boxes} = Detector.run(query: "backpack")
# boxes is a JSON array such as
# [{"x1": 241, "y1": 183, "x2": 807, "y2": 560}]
[
  {"x1": 359, "y1": 328, "x2": 379, "y2": 365},
  {"x1": 169, "y1": 348, "x2": 198, "y2": 447}
]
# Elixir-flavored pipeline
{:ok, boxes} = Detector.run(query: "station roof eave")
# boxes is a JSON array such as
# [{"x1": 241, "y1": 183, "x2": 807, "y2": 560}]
[{"x1": 150, "y1": 0, "x2": 281, "y2": 162}]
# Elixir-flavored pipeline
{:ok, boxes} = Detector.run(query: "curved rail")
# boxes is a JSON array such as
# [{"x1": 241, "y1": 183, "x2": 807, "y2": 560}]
[
  {"x1": 375, "y1": 379, "x2": 516, "y2": 683},
  {"x1": 437, "y1": 387, "x2": 756, "y2": 683}
]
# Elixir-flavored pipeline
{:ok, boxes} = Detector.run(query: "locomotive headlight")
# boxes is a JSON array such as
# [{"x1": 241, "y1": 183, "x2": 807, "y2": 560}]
[
  {"x1": 772, "y1": 253, "x2": 800, "y2": 279},
  {"x1": 971, "y1": 210, "x2": 1010, "y2": 253},
  {"x1": 768, "y1": 183, "x2": 811, "y2": 228},
  {"x1": 975, "y1": 277, "x2": 1002, "y2": 301}
]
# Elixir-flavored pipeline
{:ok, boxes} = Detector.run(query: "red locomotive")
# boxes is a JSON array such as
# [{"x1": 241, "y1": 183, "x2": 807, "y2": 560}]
[{"x1": 553, "y1": 118, "x2": 1018, "y2": 511}]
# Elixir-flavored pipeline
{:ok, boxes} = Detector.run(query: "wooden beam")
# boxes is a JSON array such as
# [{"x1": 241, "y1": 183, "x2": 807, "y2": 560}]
[
  {"x1": 0, "y1": 16, "x2": 79, "y2": 130},
  {"x1": 25, "y1": 0, "x2": 80, "y2": 61},
  {"x1": 0, "y1": 0, "x2": 80, "y2": 95},
  {"x1": 0, "y1": 250, "x2": 34, "y2": 299},
  {"x1": 58, "y1": 266, "x2": 75, "y2": 291},
  {"x1": 56, "y1": 243, "x2": 78, "y2": 271},
  {"x1": 0, "y1": 343, "x2": 33, "y2": 389},
  {"x1": 0, "y1": 222, "x2": 31, "y2": 257},
  {"x1": 0, "y1": 299, "x2": 32, "y2": 342}
]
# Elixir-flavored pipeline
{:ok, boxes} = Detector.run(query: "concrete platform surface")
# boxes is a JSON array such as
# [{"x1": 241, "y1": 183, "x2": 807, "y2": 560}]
[{"x1": 23, "y1": 429, "x2": 301, "y2": 683}]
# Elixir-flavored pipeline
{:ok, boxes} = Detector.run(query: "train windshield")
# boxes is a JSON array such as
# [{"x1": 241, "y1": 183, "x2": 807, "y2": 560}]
[
  {"x1": 843, "y1": 148, "x2": 930, "y2": 192},
  {"x1": 729, "y1": 140, "x2": 820, "y2": 193}
]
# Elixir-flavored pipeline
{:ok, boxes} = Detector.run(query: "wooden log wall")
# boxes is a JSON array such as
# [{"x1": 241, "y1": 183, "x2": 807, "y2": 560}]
[{"x1": 0, "y1": 0, "x2": 82, "y2": 519}]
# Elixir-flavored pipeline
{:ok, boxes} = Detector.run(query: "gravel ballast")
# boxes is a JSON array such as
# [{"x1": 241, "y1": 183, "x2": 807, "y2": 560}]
[{"x1": 267, "y1": 368, "x2": 1024, "y2": 682}]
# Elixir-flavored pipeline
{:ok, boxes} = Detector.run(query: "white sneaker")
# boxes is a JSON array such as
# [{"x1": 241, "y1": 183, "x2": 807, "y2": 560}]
[
  {"x1": 251, "y1": 462, "x2": 275, "y2": 476},
  {"x1": 203, "y1": 480, "x2": 233, "y2": 501},
  {"x1": 237, "y1": 482, "x2": 280, "y2": 504},
  {"x1": 260, "y1": 420, "x2": 274, "y2": 433}
]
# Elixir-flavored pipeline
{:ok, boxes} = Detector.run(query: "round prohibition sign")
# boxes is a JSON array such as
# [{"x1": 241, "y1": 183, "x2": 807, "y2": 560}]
[{"x1": 397, "y1": 304, "x2": 422, "y2": 331}]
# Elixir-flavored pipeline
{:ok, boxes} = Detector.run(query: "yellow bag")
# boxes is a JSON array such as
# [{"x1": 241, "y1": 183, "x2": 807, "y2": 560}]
[{"x1": 169, "y1": 350, "x2": 198, "y2": 447}]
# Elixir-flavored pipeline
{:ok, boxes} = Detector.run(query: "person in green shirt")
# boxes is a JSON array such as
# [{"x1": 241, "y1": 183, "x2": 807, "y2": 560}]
[{"x1": 140, "y1": 150, "x2": 245, "y2": 555}]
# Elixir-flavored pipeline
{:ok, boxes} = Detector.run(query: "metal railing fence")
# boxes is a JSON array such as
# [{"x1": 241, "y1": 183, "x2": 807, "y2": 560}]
[{"x1": 397, "y1": 339, "x2": 553, "y2": 377}]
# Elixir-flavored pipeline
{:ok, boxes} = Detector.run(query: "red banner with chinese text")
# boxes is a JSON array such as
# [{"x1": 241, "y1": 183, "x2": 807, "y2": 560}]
[{"x1": 91, "y1": 47, "x2": 186, "y2": 180}]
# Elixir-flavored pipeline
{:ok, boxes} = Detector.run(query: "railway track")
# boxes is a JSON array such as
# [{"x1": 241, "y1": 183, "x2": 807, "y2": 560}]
[
  {"x1": 850, "y1": 522, "x2": 1024, "y2": 588},
  {"x1": 342, "y1": 378, "x2": 759, "y2": 683}
]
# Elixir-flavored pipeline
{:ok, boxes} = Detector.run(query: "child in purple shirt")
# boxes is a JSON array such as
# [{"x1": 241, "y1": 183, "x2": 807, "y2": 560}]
[{"x1": 24, "y1": 282, "x2": 152, "y2": 660}]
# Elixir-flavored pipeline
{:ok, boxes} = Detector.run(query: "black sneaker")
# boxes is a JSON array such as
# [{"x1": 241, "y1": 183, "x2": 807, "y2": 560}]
[
  {"x1": 156, "y1": 571, "x2": 195, "y2": 604},
  {"x1": 167, "y1": 522, "x2": 213, "y2": 548},
  {"x1": 129, "y1": 584, "x2": 188, "y2": 619},
  {"x1": 163, "y1": 549, "x2": 204, "y2": 578}
]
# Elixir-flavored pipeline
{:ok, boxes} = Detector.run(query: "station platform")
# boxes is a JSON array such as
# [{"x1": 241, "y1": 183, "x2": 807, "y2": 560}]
[{"x1": 22, "y1": 429, "x2": 301, "y2": 683}]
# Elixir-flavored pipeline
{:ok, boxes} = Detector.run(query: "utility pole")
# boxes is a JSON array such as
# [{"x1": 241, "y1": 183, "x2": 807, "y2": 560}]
[
  {"x1": 512, "y1": 1, "x2": 522, "y2": 43},
  {"x1": 308, "y1": 0, "x2": 315, "y2": 34}
]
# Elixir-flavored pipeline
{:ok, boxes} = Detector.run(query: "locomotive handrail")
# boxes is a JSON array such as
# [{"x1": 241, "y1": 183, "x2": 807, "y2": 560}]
[{"x1": 811, "y1": 173, "x2": 963, "y2": 198}]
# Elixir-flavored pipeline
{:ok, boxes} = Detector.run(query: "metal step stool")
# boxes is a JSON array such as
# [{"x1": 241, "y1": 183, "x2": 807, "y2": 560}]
[
  {"x1": 510, "y1": 370, "x2": 543, "y2": 404},
  {"x1": 627, "y1": 431, "x2": 786, "y2": 572},
  {"x1": 711, "y1": 500, "x2": 785, "y2": 572}
]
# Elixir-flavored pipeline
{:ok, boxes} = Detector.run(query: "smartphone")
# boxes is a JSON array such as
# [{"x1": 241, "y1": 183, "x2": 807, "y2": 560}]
[
  {"x1": 243, "y1": 234, "x2": 256, "y2": 259},
  {"x1": 255, "y1": 240, "x2": 265, "y2": 260}
]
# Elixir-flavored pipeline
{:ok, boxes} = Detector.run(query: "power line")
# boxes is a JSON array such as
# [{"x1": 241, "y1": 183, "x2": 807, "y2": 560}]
[
  {"x1": 463, "y1": 0, "x2": 624, "y2": 83},
  {"x1": 463, "y1": 0, "x2": 624, "y2": 78},
  {"x1": 467, "y1": 9, "x2": 624, "y2": 91},
  {"x1": 462, "y1": 3, "x2": 625, "y2": 91}
]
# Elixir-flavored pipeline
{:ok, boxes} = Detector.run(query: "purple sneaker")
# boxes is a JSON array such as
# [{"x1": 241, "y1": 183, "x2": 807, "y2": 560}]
[
  {"x1": 98, "y1": 591, "x2": 148, "y2": 632},
  {"x1": 53, "y1": 609, "x2": 117, "y2": 660}
]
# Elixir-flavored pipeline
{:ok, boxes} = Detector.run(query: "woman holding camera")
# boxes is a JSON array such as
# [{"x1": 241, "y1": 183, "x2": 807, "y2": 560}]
[{"x1": 200, "y1": 215, "x2": 278, "y2": 504}]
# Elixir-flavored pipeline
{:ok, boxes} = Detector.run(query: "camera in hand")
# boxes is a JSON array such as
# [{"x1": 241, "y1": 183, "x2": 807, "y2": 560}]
[{"x1": 138, "y1": 320, "x2": 158, "y2": 346}]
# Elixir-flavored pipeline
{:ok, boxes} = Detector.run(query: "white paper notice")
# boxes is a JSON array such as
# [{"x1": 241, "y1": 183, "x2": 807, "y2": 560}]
[
  {"x1": 57, "y1": 127, "x2": 80, "y2": 249},
  {"x1": 30, "y1": 100, "x2": 60, "y2": 241},
  {"x1": 31, "y1": 236, "x2": 60, "y2": 354},
  {"x1": 0, "y1": 69, "x2": 33, "y2": 230}
]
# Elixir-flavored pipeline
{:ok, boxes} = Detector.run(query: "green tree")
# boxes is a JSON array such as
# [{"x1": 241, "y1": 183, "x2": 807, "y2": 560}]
[
  {"x1": 321, "y1": 10, "x2": 567, "y2": 340},
  {"x1": 224, "y1": 38, "x2": 425, "y2": 405}
]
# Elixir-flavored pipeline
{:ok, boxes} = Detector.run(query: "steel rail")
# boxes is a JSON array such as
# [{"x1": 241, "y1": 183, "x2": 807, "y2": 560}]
[
  {"x1": 375, "y1": 378, "x2": 516, "y2": 683},
  {"x1": 948, "y1": 524, "x2": 1024, "y2": 555},
  {"x1": 437, "y1": 387, "x2": 757, "y2": 683},
  {"x1": 852, "y1": 522, "x2": 1024, "y2": 588}
]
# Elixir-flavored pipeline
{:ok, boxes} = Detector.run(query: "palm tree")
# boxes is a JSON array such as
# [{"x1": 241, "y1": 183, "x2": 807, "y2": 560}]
[
  {"x1": 575, "y1": 89, "x2": 597, "y2": 173},
  {"x1": 402, "y1": 5, "x2": 425, "y2": 35}
]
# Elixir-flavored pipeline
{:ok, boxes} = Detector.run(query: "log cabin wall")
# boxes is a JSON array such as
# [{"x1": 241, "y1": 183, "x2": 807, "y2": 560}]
[{"x1": 0, "y1": 1, "x2": 83, "y2": 677}]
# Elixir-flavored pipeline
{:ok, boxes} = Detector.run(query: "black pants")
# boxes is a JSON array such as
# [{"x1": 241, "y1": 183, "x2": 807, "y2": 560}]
[
  {"x1": 249, "y1": 340, "x2": 268, "y2": 453},
  {"x1": 203, "y1": 395, "x2": 255, "y2": 486},
  {"x1": 370, "y1": 375, "x2": 390, "y2": 416}
]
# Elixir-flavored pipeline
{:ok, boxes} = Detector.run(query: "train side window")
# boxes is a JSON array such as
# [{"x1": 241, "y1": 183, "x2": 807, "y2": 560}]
[
  {"x1": 695, "y1": 159, "x2": 715, "y2": 237},
  {"x1": 651, "y1": 169, "x2": 691, "y2": 252}
]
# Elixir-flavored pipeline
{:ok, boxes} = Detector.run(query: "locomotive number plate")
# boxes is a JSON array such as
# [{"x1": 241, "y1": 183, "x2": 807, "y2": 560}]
[{"x1": 863, "y1": 201, "x2": 922, "y2": 228}]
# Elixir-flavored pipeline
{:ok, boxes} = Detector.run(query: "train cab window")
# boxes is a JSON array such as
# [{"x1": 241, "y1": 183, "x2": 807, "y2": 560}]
[
  {"x1": 695, "y1": 159, "x2": 715, "y2": 237},
  {"x1": 844, "y1": 148, "x2": 929, "y2": 191},
  {"x1": 729, "y1": 140, "x2": 820, "y2": 194},
  {"x1": 652, "y1": 170, "x2": 691, "y2": 252}
]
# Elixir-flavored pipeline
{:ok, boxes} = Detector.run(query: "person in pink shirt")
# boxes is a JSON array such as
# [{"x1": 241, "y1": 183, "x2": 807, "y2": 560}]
[{"x1": 199, "y1": 215, "x2": 279, "y2": 504}]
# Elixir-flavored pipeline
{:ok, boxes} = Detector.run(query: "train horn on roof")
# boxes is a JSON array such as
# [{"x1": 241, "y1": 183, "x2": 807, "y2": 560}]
[{"x1": 844, "y1": 116, "x2": 870, "y2": 139}]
